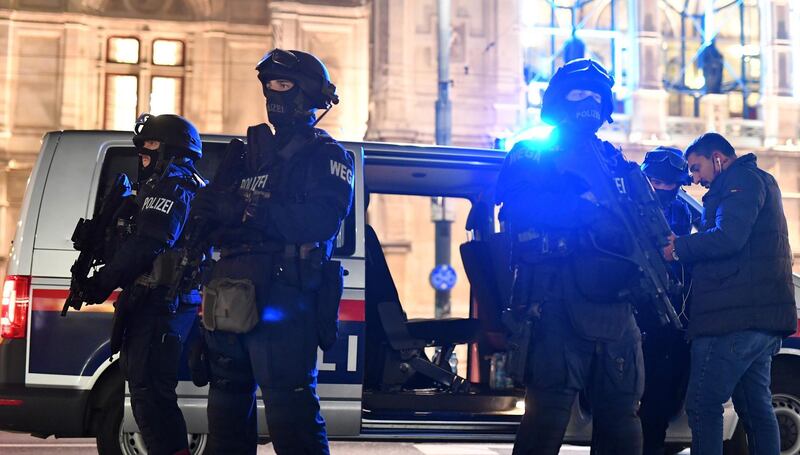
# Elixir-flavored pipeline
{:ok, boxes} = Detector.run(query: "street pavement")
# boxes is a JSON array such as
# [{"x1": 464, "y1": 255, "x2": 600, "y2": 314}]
[
  {"x1": 0, "y1": 432, "x2": 694, "y2": 454},
  {"x1": 0, "y1": 432, "x2": 597, "y2": 454}
]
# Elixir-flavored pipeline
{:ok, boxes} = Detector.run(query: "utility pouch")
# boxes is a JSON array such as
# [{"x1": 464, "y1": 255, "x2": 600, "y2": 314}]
[
  {"x1": 202, "y1": 278, "x2": 259, "y2": 333},
  {"x1": 150, "y1": 250, "x2": 184, "y2": 287},
  {"x1": 316, "y1": 260, "x2": 344, "y2": 351}
]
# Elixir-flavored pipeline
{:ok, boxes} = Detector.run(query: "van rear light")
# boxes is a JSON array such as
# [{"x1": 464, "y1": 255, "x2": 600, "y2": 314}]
[{"x1": 1, "y1": 275, "x2": 31, "y2": 339}]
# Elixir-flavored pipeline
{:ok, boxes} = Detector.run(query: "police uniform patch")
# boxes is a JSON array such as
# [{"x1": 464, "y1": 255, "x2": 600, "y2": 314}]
[
  {"x1": 329, "y1": 160, "x2": 353, "y2": 185},
  {"x1": 241, "y1": 174, "x2": 270, "y2": 192},
  {"x1": 142, "y1": 196, "x2": 175, "y2": 215}
]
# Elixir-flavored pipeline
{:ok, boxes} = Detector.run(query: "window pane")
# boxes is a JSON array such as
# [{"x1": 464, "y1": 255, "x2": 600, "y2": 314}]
[
  {"x1": 152, "y1": 40, "x2": 184, "y2": 66},
  {"x1": 108, "y1": 38, "x2": 139, "y2": 64},
  {"x1": 105, "y1": 75, "x2": 138, "y2": 130},
  {"x1": 149, "y1": 77, "x2": 182, "y2": 115}
]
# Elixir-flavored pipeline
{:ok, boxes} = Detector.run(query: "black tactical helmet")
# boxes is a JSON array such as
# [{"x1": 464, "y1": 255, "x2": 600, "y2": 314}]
[
  {"x1": 541, "y1": 58, "x2": 615, "y2": 126},
  {"x1": 255, "y1": 48, "x2": 339, "y2": 110},
  {"x1": 133, "y1": 113, "x2": 202, "y2": 160},
  {"x1": 641, "y1": 146, "x2": 691, "y2": 185}
]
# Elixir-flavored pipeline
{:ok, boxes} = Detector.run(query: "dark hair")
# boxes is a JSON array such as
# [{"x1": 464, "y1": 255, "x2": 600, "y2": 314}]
[{"x1": 684, "y1": 132, "x2": 736, "y2": 159}]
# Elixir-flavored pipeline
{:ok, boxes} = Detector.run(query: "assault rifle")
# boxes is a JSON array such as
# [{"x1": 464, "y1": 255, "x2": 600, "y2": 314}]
[
  {"x1": 587, "y1": 141, "x2": 683, "y2": 329},
  {"x1": 160, "y1": 138, "x2": 246, "y2": 308},
  {"x1": 61, "y1": 173, "x2": 134, "y2": 316},
  {"x1": 501, "y1": 140, "x2": 682, "y2": 384}
]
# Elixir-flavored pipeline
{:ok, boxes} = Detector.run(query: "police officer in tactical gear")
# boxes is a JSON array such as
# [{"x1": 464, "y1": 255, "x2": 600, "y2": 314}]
[
  {"x1": 190, "y1": 48, "x2": 353, "y2": 454},
  {"x1": 496, "y1": 59, "x2": 644, "y2": 455},
  {"x1": 81, "y1": 113, "x2": 206, "y2": 455},
  {"x1": 638, "y1": 146, "x2": 693, "y2": 455}
]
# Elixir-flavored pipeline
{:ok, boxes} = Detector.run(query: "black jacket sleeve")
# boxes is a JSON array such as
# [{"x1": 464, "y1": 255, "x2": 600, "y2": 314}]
[
  {"x1": 91, "y1": 175, "x2": 194, "y2": 293},
  {"x1": 674, "y1": 169, "x2": 766, "y2": 262},
  {"x1": 251, "y1": 143, "x2": 355, "y2": 244}
]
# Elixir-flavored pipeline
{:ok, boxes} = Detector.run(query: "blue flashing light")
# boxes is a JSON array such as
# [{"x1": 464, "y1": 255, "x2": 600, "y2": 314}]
[
  {"x1": 500, "y1": 124, "x2": 556, "y2": 151},
  {"x1": 261, "y1": 307, "x2": 285, "y2": 322}
]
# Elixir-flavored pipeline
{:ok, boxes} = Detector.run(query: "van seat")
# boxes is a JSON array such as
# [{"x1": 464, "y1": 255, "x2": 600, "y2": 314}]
[
  {"x1": 365, "y1": 223, "x2": 478, "y2": 391},
  {"x1": 406, "y1": 318, "x2": 479, "y2": 346}
]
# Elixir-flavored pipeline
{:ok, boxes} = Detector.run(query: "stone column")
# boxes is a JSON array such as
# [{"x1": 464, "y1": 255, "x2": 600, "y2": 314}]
[
  {"x1": 760, "y1": 0, "x2": 800, "y2": 148},
  {"x1": 699, "y1": 93, "x2": 729, "y2": 133},
  {"x1": 627, "y1": 0, "x2": 669, "y2": 143},
  {"x1": 365, "y1": 0, "x2": 418, "y2": 143},
  {"x1": 60, "y1": 22, "x2": 93, "y2": 129},
  {"x1": 485, "y1": 0, "x2": 525, "y2": 145},
  {"x1": 190, "y1": 31, "x2": 226, "y2": 133}
]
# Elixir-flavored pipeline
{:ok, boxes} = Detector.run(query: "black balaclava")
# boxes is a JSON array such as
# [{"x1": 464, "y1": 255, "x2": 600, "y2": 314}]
[
  {"x1": 137, "y1": 147, "x2": 159, "y2": 185},
  {"x1": 265, "y1": 85, "x2": 315, "y2": 132},
  {"x1": 564, "y1": 97, "x2": 604, "y2": 134},
  {"x1": 655, "y1": 188, "x2": 680, "y2": 208}
]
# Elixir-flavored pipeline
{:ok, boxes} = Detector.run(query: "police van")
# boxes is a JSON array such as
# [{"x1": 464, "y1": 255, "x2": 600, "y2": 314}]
[{"x1": 0, "y1": 130, "x2": 798, "y2": 455}]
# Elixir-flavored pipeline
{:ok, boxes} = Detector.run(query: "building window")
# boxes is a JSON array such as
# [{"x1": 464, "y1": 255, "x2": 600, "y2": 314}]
[
  {"x1": 105, "y1": 75, "x2": 139, "y2": 130},
  {"x1": 107, "y1": 37, "x2": 140, "y2": 64},
  {"x1": 103, "y1": 36, "x2": 187, "y2": 128},
  {"x1": 152, "y1": 40, "x2": 185, "y2": 66},
  {"x1": 150, "y1": 76, "x2": 183, "y2": 115}
]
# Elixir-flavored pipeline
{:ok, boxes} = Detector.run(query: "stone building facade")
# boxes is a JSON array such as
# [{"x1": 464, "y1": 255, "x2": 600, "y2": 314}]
[{"x1": 0, "y1": 1, "x2": 798, "y2": 324}]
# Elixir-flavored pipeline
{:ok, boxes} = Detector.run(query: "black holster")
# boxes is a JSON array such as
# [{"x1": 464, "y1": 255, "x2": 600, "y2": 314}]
[
  {"x1": 188, "y1": 322, "x2": 211, "y2": 387},
  {"x1": 316, "y1": 260, "x2": 344, "y2": 351},
  {"x1": 109, "y1": 285, "x2": 147, "y2": 355}
]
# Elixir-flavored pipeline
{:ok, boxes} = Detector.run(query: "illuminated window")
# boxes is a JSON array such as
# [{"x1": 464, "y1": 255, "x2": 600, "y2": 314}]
[
  {"x1": 152, "y1": 40, "x2": 184, "y2": 66},
  {"x1": 107, "y1": 37, "x2": 140, "y2": 64},
  {"x1": 150, "y1": 77, "x2": 183, "y2": 115},
  {"x1": 105, "y1": 75, "x2": 138, "y2": 130}
]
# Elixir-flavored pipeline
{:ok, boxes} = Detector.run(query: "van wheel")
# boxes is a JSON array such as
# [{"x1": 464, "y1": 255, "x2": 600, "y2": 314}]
[
  {"x1": 95, "y1": 399, "x2": 123, "y2": 455},
  {"x1": 119, "y1": 426, "x2": 209, "y2": 455},
  {"x1": 772, "y1": 369, "x2": 800, "y2": 455},
  {"x1": 118, "y1": 430, "x2": 209, "y2": 455},
  {"x1": 95, "y1": 397, "x2": 209, "y2": 455}
]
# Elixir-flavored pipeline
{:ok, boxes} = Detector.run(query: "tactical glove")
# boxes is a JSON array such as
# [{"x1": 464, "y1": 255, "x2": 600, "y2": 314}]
[
  {"x1": 80, "y1": 275, "x2": 115, "y2": 305},
  {"x1": 191, "y1": 189, "x2": 246, "y2": 226}
]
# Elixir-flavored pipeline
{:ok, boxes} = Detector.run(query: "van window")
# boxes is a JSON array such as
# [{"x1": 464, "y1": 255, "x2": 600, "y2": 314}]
[{"x1": 96, "y1": 143, "x2": 355, "y2": 256}]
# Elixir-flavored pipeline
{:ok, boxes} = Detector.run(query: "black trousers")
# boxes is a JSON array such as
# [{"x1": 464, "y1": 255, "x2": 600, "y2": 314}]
[
  {"x1": 120, "y1": 303, "x2": 197, "y2": 455},
  {"x1": 639, "y1": 325, "x2": 690, "y2": 455},
  {"x1": 204, "y1": 278, "x2": 329, "y2": 455},
  {"x1": 512, "y1": 311, "x2": 644, "y2": 455}
]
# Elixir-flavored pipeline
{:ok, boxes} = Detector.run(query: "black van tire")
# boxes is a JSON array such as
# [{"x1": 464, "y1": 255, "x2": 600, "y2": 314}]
[
  {"x1": 95, "y1": 398, "x2": 124, "y2": 455},
  {"x1": 772, "y1": 368, "x2": 800, "y2": 455}
]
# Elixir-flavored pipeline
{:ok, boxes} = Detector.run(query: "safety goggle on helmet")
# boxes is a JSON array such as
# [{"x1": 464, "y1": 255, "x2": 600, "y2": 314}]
[
  {"x1": 255, "y1": 49, "x2": 339, "y2": 110},
  {"x1": 641, "y1": 146, "x2": 692, "y2": 185}
]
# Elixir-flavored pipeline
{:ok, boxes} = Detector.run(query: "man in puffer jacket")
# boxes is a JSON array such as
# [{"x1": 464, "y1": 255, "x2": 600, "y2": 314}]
[{"x1": 663, "y1": 131, "x2": 796, "y2": 455}]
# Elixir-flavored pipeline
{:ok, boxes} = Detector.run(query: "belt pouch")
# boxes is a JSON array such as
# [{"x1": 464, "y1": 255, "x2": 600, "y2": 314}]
[{"x1": 202, "y1": 278, "x2": 259, "y2": 333}]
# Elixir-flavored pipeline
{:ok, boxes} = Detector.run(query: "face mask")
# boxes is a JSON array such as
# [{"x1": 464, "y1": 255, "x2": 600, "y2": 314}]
[
  {"x1": 265, "y1": 86, "x2": 311, "y2": 130},
  {"x1": 655, "y1": 188, "x2": 679, "y2": 208},
  {"x1": 137, "y1": 148, "x2": 159, "y2": 184},
  {"x1": 566, "y1": 98, "x2": 604, "y2": 133}
]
